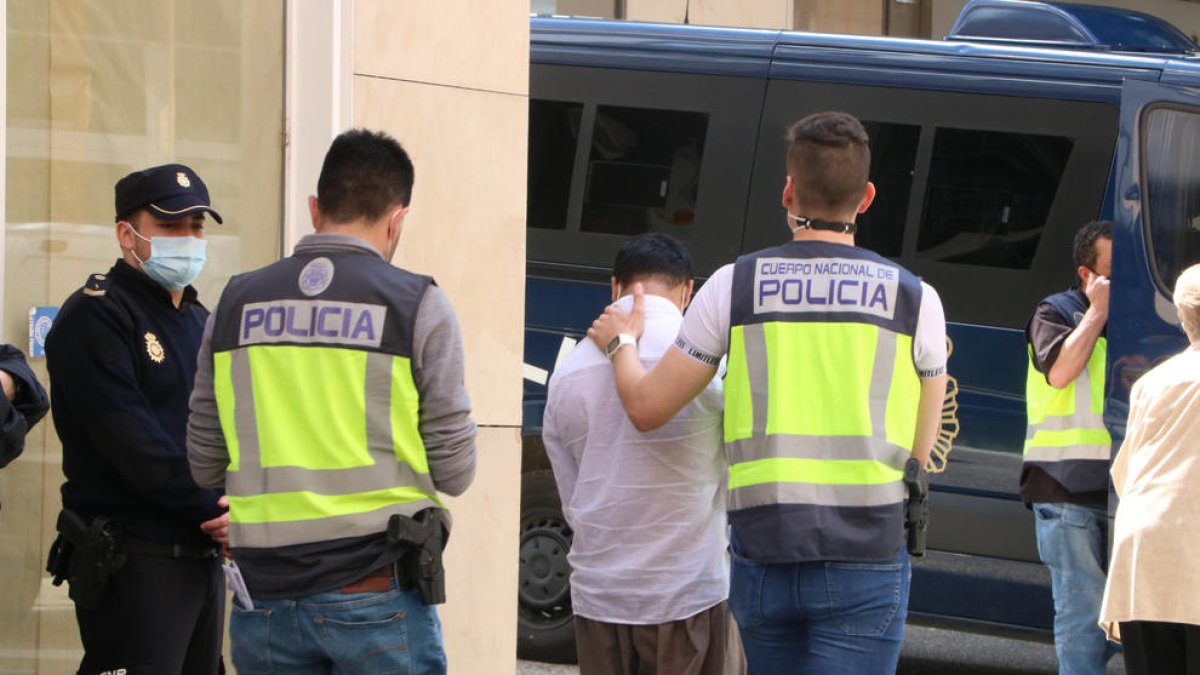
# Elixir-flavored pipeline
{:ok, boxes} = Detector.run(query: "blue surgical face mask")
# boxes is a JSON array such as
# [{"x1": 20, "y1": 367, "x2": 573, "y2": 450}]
[{"x1": 125, "y1": 223, "x2": 207, "y2": 290}]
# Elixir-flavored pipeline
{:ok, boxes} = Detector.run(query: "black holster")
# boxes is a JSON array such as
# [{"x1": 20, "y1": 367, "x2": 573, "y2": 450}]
[
  {"x1": 903, "y1": 458, "x2": 929, "y2": 558},
  {"x1": 387, "y1": 508, "x2": 448, "y2": 606},
  {"x1": 46, "y1": 509, "x2": 126, "y2": 610}
]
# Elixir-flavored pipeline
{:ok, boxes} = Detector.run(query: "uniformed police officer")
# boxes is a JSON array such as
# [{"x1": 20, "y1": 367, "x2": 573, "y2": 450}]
[
  {"x1": 589, "y1": 111, "x2": 949, "y2": 675},
  {"x1": 45, "y1": 164, "x2": 229, "y2": 675},
  {"x1": 187, "y1": 129, "x2": 476, "y2": 675}
]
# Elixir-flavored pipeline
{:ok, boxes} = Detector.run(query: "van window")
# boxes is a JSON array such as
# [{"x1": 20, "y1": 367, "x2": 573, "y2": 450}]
[
  {"x1": 529, "y1": 99, "x2": 584, "y2": 231},
  {"x1": 581, "y1": 105, "x2": 709, "y2": 236},
  {"x1": 859, "y1": 122, "x2": 920, "y2": 258},
  {"x1": 917, "y1": 128, "x2": 1074, "y2": 269},
  {"x1": 527, "y1": 64, "x2": 764, "y2": 277},
  {"x1": 1143, "y1": 106, "x2": 1200, "y2": 292},
  {"x1": 742, "y1": 79, "x2": 1116, "y2": 328}
]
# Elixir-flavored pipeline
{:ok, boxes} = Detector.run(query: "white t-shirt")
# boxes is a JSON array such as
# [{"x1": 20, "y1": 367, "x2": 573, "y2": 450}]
[
  {"x1": 675, "y1": 259, "x2": 948, "y2": 378},
  {"x1": 542, "y1": 294, "x2": 728, "y2": 625}
]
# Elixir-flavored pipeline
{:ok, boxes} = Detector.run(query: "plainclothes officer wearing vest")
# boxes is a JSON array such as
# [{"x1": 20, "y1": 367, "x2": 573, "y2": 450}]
[
  {"x1": 45, "y1": 164, "x2": 230, "y2": 675},
  {"x1": 589, "y1": 111, "x2": 948, "y2": 675},
  {"x1": 1021, "y1": 220, "x2": 1117, "y2": 675},
  {"x1": 187, "y1": 129, "x2": 476, "y2": 675}
]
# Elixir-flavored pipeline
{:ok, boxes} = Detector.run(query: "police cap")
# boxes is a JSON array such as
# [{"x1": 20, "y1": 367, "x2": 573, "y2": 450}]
[{"x1": 114, "y1": 164, "x2": 223, "y2": 224}]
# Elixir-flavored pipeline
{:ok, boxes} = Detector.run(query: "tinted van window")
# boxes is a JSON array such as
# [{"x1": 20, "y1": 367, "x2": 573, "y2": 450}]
[
  {"x1": 527, "y1": 64, "x2": 765, "y2": 276},
  {"x1": 1143, "y1": 106, "x2": 1200, "y2": 292},
  {"x1": 918, "y1": 128, "x2": 1074, "y2": 270},
  {"x1": 743, "y1": 79, "x2": 1116, "y2": 328},
  {"x1": 581, "y1": 105, "x2": 708, "y2": 236},
  {"x1": 529, "y1": 99, "x2": 585, "y2": 231},
  {"x1": 859, "y1": 122, "x2": 920, "y2": 258}
]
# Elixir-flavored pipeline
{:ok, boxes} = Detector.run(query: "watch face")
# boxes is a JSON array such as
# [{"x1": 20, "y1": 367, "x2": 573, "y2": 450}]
[{"x1": 606, "y1": 335, "x2": 621, "y2": 356}]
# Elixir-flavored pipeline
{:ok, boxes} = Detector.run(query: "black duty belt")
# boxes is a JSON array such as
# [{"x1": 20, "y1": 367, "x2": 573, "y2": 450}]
[{"x1": 122, "y1": 535, "x2": 220, "y2": 559}]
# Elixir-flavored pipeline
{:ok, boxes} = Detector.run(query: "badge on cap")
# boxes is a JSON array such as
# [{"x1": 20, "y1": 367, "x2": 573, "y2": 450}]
[
  {"x1": 145, "y1": 332, "x2": 166, "y2": 364},
  {"x1": 177, "y1": 172, "x2": 191, "y2": 188}
]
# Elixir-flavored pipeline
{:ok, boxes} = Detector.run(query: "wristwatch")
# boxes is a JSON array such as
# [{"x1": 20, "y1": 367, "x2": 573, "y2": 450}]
[{"x1": 605, "y1": 333, "x2": 636, "y2": 360}]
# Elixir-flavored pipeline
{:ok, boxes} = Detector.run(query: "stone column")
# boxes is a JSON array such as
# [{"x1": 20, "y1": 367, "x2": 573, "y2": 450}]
[{"x1": 353, "y1": 2, "x2": 527, "y2": 674}]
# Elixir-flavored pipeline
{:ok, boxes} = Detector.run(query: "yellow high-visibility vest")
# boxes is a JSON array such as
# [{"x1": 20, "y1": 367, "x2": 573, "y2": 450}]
[
  {"x1": 724, "y1": 242, "x2": 923, "y2": 563},
  {"x1": 210, "y1": 253, "x2": 441, "y2": 549},
  {"x1": 1023, "y1": 337, "x2": 1111, "y2": 492}
]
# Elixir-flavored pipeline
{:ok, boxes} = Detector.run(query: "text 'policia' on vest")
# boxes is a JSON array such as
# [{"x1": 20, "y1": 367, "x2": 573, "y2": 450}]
[
  {"x1": 724, "y1": 240, "x2": 924, "y2": 563},
  {"x1": 1023, "y1": 290, "x2": 1112, "y2": 493},
  {"x1": 209, "y1": 250, "x2": 441, "y2": 550}
]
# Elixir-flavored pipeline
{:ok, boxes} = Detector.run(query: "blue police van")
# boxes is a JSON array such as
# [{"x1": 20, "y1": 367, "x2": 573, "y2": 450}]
[{"x1": 517, "y1": 0, "x2": 1200, "y2": 662}]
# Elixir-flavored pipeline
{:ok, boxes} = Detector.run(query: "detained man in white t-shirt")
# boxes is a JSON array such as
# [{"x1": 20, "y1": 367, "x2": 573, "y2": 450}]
[{"x1": 543, "y1": 233, "x2": 741, "y2": 675}]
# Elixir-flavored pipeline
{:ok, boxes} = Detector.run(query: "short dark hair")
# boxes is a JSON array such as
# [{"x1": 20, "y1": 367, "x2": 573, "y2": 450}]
[
  {"x1": 786, "y1": 112, "x2": 871, "y2": 213},
  {"x1": 317, "y1": 129, "x2": 415, "y2": 223},
  {"x1": 612, "y1": 233, "x2": 693, "y2": 289},
  {"x1": 1073, "y1": 220, "x2": 1112, "y2": 271}
]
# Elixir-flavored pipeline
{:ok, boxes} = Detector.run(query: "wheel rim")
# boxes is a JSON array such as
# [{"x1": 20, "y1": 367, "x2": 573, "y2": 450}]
[{"x1": 518, "y1": 511, "x2": 572, "y2": 612}]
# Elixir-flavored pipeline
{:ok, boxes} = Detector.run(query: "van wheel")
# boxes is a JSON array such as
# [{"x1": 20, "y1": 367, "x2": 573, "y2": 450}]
[{"x1": 517, "y1": 469, "x2": 577, "y2": 664}]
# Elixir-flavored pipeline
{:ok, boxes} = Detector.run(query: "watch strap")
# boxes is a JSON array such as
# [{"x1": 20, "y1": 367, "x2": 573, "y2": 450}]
[{"x1": 606, "y1": 333, "x2": 636, "y2": 360}]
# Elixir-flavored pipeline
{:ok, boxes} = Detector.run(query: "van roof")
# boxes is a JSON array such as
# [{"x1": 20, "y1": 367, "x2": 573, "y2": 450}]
[{"x1": 531, "y1": 16, "x2": 1200, "y2": 102}]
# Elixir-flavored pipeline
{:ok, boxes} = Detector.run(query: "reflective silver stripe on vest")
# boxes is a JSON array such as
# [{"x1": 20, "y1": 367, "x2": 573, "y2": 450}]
[
  {"x1": 742, "y1": 322, "x2": 770, "y2": 438},
  {"x1": 730, "y1": 480, "x2": 906, "y2": 510},
  {"x1": 728, "y1": 323, "x2": 909, "y2": 514},
  {"x1": 1022, "y1": 444, "x2": 1111, "y2": 462},
  {"x1": 726, "y1": 435, "x2": 911, "y2": 474},
  {"x1": 224, "y1": 349, "x2": 438, "y2": 502},
  {"x1": 229, "y1": 499, "x2": 439, "y2": 549}
]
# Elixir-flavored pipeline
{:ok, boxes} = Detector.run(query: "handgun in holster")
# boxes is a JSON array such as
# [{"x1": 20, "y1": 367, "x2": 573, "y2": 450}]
[
  {"x1": 46, "y1": 509, "x2": 126, "y2": 610},
  {"x1": 387, "y1": 508, "x2": 448, "y2": 606},
  {"x1": 903, "y1": 457, "x2": 929, "y2": 558}
]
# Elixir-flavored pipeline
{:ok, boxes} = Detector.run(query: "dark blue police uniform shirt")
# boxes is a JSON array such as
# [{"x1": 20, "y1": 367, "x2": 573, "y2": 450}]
[{"x1": 46, "y1": 259, "x2": 222, "y2": 546}]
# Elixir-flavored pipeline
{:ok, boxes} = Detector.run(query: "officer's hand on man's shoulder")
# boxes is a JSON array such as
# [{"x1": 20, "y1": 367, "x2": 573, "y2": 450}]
[{"x1": 588, "y1": 283, "x2": 646, "y2": 351}]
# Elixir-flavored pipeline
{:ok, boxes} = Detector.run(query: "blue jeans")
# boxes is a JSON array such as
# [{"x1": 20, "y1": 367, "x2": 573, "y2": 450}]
[
  {"x1": 1033, "y1": 502, "x2": 1118, "y2": 675},
  {"x1": 230, "y1": 581, "x2": 446, "y2": 675},
  {"x1": 729, "y1": 548, "x2": 909, "y2": 675}
]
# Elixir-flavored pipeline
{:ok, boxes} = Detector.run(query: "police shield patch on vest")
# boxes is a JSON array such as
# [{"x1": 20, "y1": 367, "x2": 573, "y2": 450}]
[
  {"x1": 299, "y1": 256, "x2": 335, "y2": 297},
  {"x1": 754, "y1": 256, "x2": 899, "y2": 319},
  {"x1": 239, "y1": 300, "x2": 386, "y2": 348}
]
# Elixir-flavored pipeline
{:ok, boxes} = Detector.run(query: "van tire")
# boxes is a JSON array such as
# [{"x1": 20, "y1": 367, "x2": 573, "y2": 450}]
[{"x1": 517, "y1": 469, "x2": 577, "y2": 664}]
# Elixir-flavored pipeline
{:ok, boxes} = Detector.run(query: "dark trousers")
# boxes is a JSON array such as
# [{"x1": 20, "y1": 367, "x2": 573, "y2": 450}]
[
  {"x1": 575, "y1": 601, "x2": 744, "y2": 675},
  {"x1": 1121, "y1": 621, "x2": 1200, "y2": 675},
  {"x1": 75, "y1": 552, "x2": 225, "y2": 675}
]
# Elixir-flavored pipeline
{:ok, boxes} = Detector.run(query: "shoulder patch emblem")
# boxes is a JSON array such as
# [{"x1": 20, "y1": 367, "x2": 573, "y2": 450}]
[
  {"x1": 299, "y1": 257, "x2": 335, "y2": 297},
  {"x1": 82, "y1": 273, "x2": 109, "y2": 297},
  {"x1": 144, "y1": 332, "x2": 165, "y2": 364}
]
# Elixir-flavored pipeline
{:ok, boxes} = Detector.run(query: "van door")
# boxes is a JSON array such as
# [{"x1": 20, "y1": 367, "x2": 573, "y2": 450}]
[{"x1": 1107, "y1": 79, "x2": 1200, "y2": 444}]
